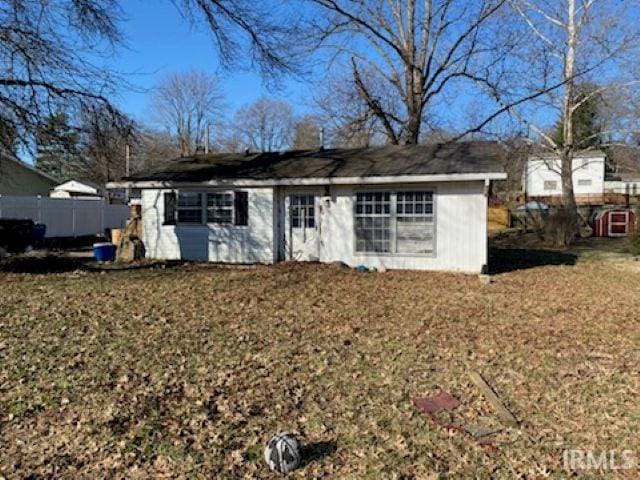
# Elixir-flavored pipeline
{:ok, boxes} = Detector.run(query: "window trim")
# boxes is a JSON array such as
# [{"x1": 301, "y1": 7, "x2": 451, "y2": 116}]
[
  {"x1": 352, "y1": 188, "x2": 437, "y2": 258},
  {"x1": 173, "y1": 190, "x2": 248, "y2": 227},
  {"x1": 543, "y1": 180, "x2": 558, "y2": 191}
]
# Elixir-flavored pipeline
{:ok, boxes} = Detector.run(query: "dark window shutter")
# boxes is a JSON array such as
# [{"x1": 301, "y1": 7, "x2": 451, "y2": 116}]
[
  {"x1": 164, "y1": 191, "x2": 176, "y2": 225},
  {"x1": 234, "y1": 191, "x2": 248, "y2": 226}
]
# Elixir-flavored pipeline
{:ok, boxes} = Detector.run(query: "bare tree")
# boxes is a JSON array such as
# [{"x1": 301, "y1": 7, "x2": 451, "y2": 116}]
[
  {"x1": 304, "y1": 0, "x2": 508, "y2": 145},
  {"x1": 77, "y1": 104, "x2": 136, "y2": 185},
  {"x1": 293, "y1": 115, "x2": 322, "y2": 150},
  {"x1": 0, "y1": 0, "x2": 125, "y2": 153},
  {"x1": 133, "y1": 129, "x2": 181, "y2": 172},
  {"x1": 150, "y1": 70, "x2": 225, "y2": 156},
  {"x1": 231, "y1": 98, "x2": 295, "y2": 152},
  {"x1": 172, "y1": 0, "x2": 300, "y2": 76},
  {"x1": 492, "y1": 0, "x2": 640, "y2": 240},
  {"x1": 313, "y1": 74, "x2": 385, "y2": 148}
]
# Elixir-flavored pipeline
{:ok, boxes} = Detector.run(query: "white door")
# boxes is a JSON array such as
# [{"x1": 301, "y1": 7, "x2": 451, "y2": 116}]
[{"x1": 285, "y1": 193, "x2": 320, "y2": 261}]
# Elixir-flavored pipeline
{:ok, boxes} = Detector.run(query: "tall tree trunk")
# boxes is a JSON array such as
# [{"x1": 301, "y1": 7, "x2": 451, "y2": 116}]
[{"x1": 560, "y1": 0, "x2": 579, "y2": 244}]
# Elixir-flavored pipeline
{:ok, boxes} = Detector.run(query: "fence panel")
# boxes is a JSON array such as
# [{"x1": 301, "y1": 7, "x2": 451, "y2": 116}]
[{"x1": 0, "y1": 195, "x2": 129, "y2": 238}]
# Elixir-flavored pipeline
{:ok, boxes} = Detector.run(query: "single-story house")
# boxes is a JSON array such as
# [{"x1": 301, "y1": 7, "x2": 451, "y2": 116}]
[
  {"x1": 107, "y1": 142, "x2": 506, "y2": 272},
  {"x1": 0, "y1": 154, "x2": 59, "y2": 196}
]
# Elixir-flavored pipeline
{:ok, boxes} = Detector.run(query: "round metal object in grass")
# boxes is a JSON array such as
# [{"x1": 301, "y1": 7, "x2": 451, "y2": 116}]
[{"x1": 264, "y1": 432, "x2": 301, "y2": 474}]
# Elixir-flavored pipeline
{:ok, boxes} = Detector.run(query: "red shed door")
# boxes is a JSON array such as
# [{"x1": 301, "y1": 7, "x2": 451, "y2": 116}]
[{"x1": 608, "y1": 211, "x2": 629, "y2": 237}]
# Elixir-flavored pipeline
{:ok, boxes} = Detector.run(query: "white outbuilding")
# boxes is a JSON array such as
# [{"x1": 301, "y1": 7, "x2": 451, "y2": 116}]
[{"x1": 108, "y1": 142, "x2": 506, "y2": 273}]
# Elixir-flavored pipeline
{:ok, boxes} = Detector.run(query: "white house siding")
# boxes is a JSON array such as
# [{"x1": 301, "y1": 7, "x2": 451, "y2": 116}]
[
  {"x1": 141, "y1": 188, "x2": 276, "y2": 264},
  {"x1": 142, "y1": 181, "x2": 488, "y2": 273},
  {"x1": 277, "y1": 181, "x2": 488, "y2": 273},
  {"x1": 525, "y1": 156, "x2": 605, "y2": 197}
]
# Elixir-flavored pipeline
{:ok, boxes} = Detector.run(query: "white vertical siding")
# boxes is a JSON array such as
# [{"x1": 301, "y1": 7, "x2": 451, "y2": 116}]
[
  {"x1": 525, "y1": 156, "x2": 605, "y2": 197},
  {"x1": 315, "y1": 182, "x2": 487, "y2": 272},
  {"x1": 141, "y1": 181, "x2": 489, "y2": 272},
  {"x1": 141, "y1": 188, "x2": 275, "y2": 264}
]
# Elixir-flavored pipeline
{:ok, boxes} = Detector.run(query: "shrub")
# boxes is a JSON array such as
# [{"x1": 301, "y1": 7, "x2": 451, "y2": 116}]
[
  {"x1": 543, "y1": 209, "x2": 577, "y2": 248},
  {"x1": 629, "y1": 232, "x2": 640, "y2": 256}
]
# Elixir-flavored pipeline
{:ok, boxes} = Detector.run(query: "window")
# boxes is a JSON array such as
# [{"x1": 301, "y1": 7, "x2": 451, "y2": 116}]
[
  {"x1": 355, "y1": 192, "x2": 391, "y2": 253},
  {"x1": 577, "y1": 179, "x2": 592, "y2": 187},
  {"x1": 163, "y1": 192, "x2": 176, "y2": 225},
  {"x1": 171, "y1": 191, "x2": 249, "y2": 225},
  {"x1": 355, "y1": 191, "x2": 434, "y2": 255},
  {"x1": 177, "y1": 192, "x2": 203, "y2": 224},
  {"x1": 207, "y1": 192, "x2": 234, "y2": 224},
  {"x1": 543, "y1": 180, "x2": 558, "y2": 191},
  {"x1": 396, "y1": 192, "x2": 435, "y2": 254},
  {"x1": 290, "y1": 194, "x2": 315, "y2": 228}
]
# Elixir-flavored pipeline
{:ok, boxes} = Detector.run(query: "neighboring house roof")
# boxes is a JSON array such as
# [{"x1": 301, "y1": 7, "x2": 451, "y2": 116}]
[
  {"x1": 114, "y1": 142, "x2": 506, "y2": 187},
  {"x1": 53, "y1": 180, "x2": 102, "y2": 196},
  {"x1": 0, "y1": 154, "x2": 59, "y2": 196}
]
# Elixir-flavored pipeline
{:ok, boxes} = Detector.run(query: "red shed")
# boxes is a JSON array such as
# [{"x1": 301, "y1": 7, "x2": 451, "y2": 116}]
[{"x1": 592, "y1": 209, "x2": 636, "y2": 237}]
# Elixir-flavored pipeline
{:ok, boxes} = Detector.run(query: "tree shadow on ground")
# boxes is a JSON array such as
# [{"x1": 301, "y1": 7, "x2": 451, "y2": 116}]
[
  {"x1": 489, "y1": 247, "x2": 578, "y2": 275},
  {"x1": 299, "y1": 441, "x2": 337, "y2": 468},
  {"x1": 0, "y1": 255, "x2": 85, "y2": 274}
]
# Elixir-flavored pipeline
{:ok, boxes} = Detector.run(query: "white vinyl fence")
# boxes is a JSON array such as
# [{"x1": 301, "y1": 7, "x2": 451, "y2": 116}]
[{"x1": 0, "y1": 195, "x2": 129, "y2": 238}]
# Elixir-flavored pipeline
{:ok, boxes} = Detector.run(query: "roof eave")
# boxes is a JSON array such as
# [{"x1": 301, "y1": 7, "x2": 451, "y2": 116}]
[{"x1": 107, "y1": 172, "x2": 507, "y2": 189}]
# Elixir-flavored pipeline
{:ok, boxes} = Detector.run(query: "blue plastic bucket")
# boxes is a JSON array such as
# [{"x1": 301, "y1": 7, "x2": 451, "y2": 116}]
[{"x1": 93, "y1": 242, "x2": 116, "y2": 262}]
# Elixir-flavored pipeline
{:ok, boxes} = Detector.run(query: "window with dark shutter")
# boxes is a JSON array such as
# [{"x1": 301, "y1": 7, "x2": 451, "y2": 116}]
[
  {"x1": 234, "y1": 191, "x2": 248, "y2": 226},
  {"x1": 163, "y1": 191, "x2": 176, "y2": 225}
]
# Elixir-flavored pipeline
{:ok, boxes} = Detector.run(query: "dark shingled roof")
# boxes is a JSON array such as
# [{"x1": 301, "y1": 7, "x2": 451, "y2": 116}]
[{"x1": 127, "y1": 141, "x2": 505, "y2": 182}]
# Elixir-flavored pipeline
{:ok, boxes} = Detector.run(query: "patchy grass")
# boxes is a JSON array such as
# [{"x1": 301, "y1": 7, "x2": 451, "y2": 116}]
[{"x1": 1, "y1": 260, "x2": 639, "y2": 478}]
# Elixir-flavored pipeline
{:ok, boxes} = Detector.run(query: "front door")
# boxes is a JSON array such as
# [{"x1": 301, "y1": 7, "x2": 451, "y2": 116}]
[{"x1": 285, "y1": 193, "x2": 320, "y2": 261}]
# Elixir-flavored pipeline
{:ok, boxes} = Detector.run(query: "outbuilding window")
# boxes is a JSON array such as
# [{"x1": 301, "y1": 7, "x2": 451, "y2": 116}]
[
  {"x1": 355, "y1": 190, "x2": 435, "y2": 255},
  {"x1": 543, "y1": 180, "x2": 557, "y2": 191}
]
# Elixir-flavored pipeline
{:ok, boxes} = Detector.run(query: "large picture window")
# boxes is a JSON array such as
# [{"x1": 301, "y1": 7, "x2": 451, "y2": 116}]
[{"x1": 355, "y1": 190, "x2": 435, "y2": 255}]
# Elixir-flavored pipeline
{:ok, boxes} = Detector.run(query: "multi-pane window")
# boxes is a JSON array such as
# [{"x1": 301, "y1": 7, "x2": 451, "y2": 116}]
[
  {"x1": 290, "y1": 195, "x2": 315, "y2": 228},
  {"x1": 177, "y1": 192, "x2": 203, "y2": 224},
  {"x1": 355, "y1": 191, "x2": 435, "y2": 255},
  {"x1": 207, "y1": 192, "x2": 234, "y2": 224},
  {"x1": 355, "y1": 192, "x2": 392, "y2": 253},
  {"x1": 577, "y1": 179, "x2": 592, "y2": 187},
  {"x1": 396, "y1": 192, "x2": 434, "y2": 254},
  {"x1": 543, "y1": 180, "x2": 558, "y2": 191},
  {"x1": 171, "y1": 191, "x2": 248, "y2": 225}
]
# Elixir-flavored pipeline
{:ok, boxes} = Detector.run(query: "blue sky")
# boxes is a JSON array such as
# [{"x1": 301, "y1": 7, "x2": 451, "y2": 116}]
[{"x1": 108, "y1": 1, "x2": 308, "y2": 124}]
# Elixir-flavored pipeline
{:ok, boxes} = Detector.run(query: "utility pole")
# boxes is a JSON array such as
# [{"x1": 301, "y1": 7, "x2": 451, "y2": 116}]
[
  {"x1": 204, "y1": 122, "x2": 210, "y2": 154},
  {"x1": 125, "y1": 144, "x2": 130, "y2": 204}
]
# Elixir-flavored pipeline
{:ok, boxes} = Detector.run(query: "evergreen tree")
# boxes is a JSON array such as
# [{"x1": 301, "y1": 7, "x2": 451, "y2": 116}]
[
  {"x1": 553, "y1": 83, "x2": 604, "y2": 150},
  {"x1": 35, "y1": 112, "x2": 81, "y2": 180}
]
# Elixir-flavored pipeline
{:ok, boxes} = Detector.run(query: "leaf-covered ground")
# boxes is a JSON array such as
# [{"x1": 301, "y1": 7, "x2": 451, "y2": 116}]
[{"x1": 1, "y1": 258, "x2": 639, "y2": 478}]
